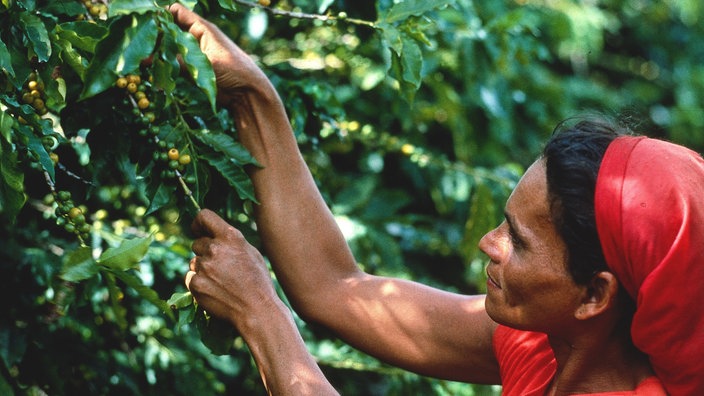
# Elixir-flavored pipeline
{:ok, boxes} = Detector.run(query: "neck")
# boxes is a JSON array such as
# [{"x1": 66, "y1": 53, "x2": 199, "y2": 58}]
[{"x1": 545, "y1": 328, "x2": 652, "y2": 395}]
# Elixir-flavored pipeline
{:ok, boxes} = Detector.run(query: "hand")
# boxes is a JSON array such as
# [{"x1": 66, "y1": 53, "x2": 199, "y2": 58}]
[
  {"x1": 168, "y1": 3, "x2": 273, "y2": 106},
  {"x1": 187, "y1": 209, "x2": 278, "y2": 331}
]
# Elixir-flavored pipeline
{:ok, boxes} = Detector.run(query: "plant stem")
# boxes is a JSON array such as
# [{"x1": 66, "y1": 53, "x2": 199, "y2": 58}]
[{"x1": 233, "y1": 0, "x2": 376, "y2": 28}]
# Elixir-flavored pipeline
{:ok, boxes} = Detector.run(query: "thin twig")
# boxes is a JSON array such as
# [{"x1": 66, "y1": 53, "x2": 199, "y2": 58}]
[{"x1": 232, "y1": 0, "x2": 376, "y2": 28}]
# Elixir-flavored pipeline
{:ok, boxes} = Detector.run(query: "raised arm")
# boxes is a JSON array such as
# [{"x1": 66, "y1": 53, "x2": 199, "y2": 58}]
[{"x1": 171, "y1": 4, "x2": 500, "y2": 384}]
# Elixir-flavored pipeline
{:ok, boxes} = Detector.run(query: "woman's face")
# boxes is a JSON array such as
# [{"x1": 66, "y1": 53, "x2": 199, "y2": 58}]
[{"x1": 479, "y1": 159, "x2": 584, "y2": 334}]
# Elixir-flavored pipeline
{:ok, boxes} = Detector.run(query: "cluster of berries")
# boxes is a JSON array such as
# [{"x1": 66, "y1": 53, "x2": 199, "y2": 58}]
[
  {"x1": 80, "y1": 0, "x2": 108, "y2": 19},
  {"x1": 54, "y1": 190, "x2": 92, "y2": 242},
  {"x1": 19, "y1": 72, "x2": 48, "y2": 115},
  {"x1": 115, "y1": 74, "x2": 194, "y2": 182}
]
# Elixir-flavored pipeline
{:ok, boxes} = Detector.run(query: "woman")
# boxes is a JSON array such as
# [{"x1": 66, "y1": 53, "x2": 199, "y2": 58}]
[{"x1": 174, "y1": 4, "x2": 702, "y2": 395}]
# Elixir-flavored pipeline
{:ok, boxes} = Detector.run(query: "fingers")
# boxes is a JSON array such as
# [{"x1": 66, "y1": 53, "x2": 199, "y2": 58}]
[
  {"x1": 168, "y1": 3, "x2": 199, "y2": 30},
  {"x1": 189, "y1": 256, "x2": 198, "y2": 272},
  {"x1": 168, "y1": 3, "x2": 212, "y2": 41},
  {"x1": 185, "y1": 270, "x2": 197, "y2": 290},
  {"x1": 191, "y1": 208, "x2": 229, "y2": 238}
]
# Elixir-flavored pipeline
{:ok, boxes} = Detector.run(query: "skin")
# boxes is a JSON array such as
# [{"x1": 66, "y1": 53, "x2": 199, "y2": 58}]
[{"x1": 171, "y1": 4, "x2": 654, "y2": 395}]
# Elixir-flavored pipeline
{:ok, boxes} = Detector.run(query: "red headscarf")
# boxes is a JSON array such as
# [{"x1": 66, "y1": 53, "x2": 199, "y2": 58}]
[{"x1": 595, "y1": 136, "x2": 704, "y2": 396}]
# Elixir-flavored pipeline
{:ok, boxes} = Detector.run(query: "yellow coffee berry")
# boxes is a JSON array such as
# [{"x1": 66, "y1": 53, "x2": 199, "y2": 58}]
[
  {"x1": 116, "y1": 77, "x2": 128, "y2": 88},
  {"x1": 137, "y1": 97, "x2": 150, "y2": 109},
  {"x1": 167, "y1": 148, "x2": 179, "y2": 161},
  {"x1": 178, "y1": 154, "x2": 192, "y2": 165}
]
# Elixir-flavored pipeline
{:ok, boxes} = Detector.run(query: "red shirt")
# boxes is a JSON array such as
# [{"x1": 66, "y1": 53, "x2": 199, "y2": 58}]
[{"x1": 493, "y1": 325, "x2": 666, "y2": 395}]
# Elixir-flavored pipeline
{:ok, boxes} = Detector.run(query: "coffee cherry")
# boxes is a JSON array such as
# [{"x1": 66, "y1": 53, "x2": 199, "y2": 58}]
[
  {"x1": 137, "y1": 97, "x2": 150, "y2": 110},
  {"x1": 57, "y1": 190, "x2": 71, "y2": 202},
  {"x1": 22, "y1": 92, "x2": 34, "y2": 104},
  {"x1": 127, "y1": 74, "x2": 141, "y2": 85},
  {"x1": 126, "y1": 82, "x2": 138, "y2": 93},
  {"x1": 258, "y1": 0, "x2": 271, "y2": 6},
  {"x1": 167, "y1": 148, "x2": 179, "y2": 160},
  {"x1": 116, "y1": 77, "x2": 128, "y2": 88},
  {"x1": 178, "y1": 154, "x2": 191, "y2": 165},
  {"x1": 68, "y1": 207, "x2": 83, "y2": 220}
]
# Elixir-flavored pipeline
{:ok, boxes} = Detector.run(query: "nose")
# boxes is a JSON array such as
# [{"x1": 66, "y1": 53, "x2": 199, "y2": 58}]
[{"x1": 478, "y1": 222, "x2": 509, "y2": 263}]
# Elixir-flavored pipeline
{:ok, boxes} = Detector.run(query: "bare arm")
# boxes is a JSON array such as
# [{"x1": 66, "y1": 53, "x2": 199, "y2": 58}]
[
  {"x1": 171, "y1": 4, "x2": 500, "y2": 384},
  {"x1": 189, "y1": 210, "x2": 339, "y2": 396}
]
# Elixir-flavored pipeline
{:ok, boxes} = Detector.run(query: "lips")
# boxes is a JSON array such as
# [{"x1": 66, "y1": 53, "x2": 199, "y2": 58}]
[{"x1": 486, "y1": 268, "x2": 501, "y2": 289}]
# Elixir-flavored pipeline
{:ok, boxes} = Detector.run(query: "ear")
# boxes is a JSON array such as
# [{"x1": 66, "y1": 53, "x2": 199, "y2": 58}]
[{"x1": 575, "y1": 271, "x2": 619, "y2": 320}]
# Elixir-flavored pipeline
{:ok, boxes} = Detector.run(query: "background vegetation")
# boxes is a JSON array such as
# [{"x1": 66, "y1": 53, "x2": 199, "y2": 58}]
[{"x1": 1, "y1": 0, "x2": 702, "y2": 394}]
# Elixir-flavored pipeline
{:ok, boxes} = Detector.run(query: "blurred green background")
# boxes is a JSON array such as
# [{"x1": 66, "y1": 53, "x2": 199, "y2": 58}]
[{"x1": 1, "y1": 0, "x2": 702, "y2": 394}]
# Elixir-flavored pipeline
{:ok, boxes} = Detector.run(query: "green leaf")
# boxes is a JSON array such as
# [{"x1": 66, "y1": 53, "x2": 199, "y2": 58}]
[
  {"x1": 152, "y1": 57, "x2": 176, "y2": 92},
  {"x1": 145, "y1": 181, "x2": 177, "y2": 215},
  {"x1": 200, "y1": 150, "x2": 258, "y2": 203},
  {"x1": 389, "y1": 49, "x2": 418, "y2": 105},
  {"x1": 108, "y1": 0, "x2": 160, "y2": 17},
  {"x1": 81, "y1": 14, "x2": 158, "y2": 99},
  {"x1": 165, "y1": 23, "x2": 217, "y2": 112},
  {"x1": 167, "y1": 291, "x2": 194, "y2": 310},
  {"x1": 60, "y1": 246, "x2": 97, "y2": 282},
  {"x1": 378, "y1": 24, "x2": 423, "y2": 104},
  {"x1": 0, "y1": 39, "x2": 15, "y2": 77},
  {"x1": 216, "y1": 0, "x2": 236, "y2": 11},
  {"x1": 55, "y1": 21, "x2": 109, "y2": 54},
  {"x1": 41, "y1": 0, "x2": 85, "y2": 16},
  {"x1": 98, "y1": 235, "x2": 153, "y2": 271},
  {"x1": 104, "y1": 271, "x2": 128, "y2": 330},
  {"x1": 382, "y1": 0, "x2": 454, "y2": 24},
  {"x1": 192, "y1": 131, "x2": 260, "y2": 167},
  {"x1": 0, "y1": 142, "x2": 26, "y2": 221},
  {"x1": 196, "y1": 312, "x2": 237, "y2": 355},
  {"x1": 19, "y1": 12, "x2": 51, "y2": 62},
  {"x1": 25, "y1": 131, "x2": 55, "y2": 181},
  {"x1": 108, "y1": 269, "x2": 173, "y2": 319},
  {"x1": 378, "y1": 23, "x2": 403, "y2": 55},
  {"x1": 54, "y1": 38, "x2": 89, "y2": 80},
  {"x1": 460, "y1": 183, "x2": 498, "y2": 263}
]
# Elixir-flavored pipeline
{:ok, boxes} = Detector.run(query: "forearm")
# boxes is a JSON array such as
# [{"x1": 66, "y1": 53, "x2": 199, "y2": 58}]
[
  {"x1": 225, "y1": 86, "x2": 360, "y2": 314},
  {"x1": 236, "y1": 299, "x2": 339, "y2": 396}
]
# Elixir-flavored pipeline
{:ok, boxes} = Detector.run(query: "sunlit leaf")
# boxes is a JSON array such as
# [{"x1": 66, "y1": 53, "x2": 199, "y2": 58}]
[
  {"x1": 81, "y1": 14, "x2": 158, "y2": 99},
  {"x1": 381, "y1": 0, "x2": 454, "y2": 24},
  {"x1": 108, "y1": 0, "x2": 160, "y2": 17},
  {"x1": 98, "y1": 235, "x2": 153, "y2": 271},
  {"x1": 164, "y1": 23, "x2": 217, "y2": 112},
  {"x1": 60, "y1": 246, "x2": 97, "y2": 282},
  {"x1": 19, "y1": 12, "x2": 51, "y2": 61}
]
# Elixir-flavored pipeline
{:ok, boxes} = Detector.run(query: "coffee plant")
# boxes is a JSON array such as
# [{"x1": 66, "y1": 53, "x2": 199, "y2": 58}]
[{"x1": 2, "y1": 0, "x2": 702, "y2": 394}]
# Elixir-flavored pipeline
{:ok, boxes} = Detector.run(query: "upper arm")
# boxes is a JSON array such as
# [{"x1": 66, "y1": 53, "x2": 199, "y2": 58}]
[{"x1": 307, "y1": 273, "x2": 501, "y2": 384}]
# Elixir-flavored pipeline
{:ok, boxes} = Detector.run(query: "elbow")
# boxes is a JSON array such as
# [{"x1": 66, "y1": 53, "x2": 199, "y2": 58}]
[{"x1": 284, "y1": 272, "x2": 363, "y2": 328}]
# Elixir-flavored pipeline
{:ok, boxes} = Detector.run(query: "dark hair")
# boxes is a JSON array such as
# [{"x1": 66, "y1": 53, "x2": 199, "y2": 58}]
[{"x1": 542, "y1": 116, "x2": 626, "y2": 285}]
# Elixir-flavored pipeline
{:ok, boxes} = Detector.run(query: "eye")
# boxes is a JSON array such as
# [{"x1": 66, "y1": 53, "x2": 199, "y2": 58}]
[{"x1": 508, "y1": 226, "x2": 524, "y2": 249}]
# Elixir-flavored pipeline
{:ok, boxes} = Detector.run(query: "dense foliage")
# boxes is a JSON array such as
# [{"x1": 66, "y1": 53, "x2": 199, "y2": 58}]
[{"x1": 1, "y1": 0, "x2": 702, "y2": 394}]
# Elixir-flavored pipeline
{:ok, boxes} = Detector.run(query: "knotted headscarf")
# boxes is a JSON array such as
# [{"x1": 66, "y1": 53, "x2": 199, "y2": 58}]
[{"x1": 595, "y1": 136, "x2": 704, "y2": 395}]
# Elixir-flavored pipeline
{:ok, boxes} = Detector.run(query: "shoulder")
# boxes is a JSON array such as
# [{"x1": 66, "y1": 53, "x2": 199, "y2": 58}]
[{"x1": 493, "y1": 325, "x2": 556, "y2": 396}]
